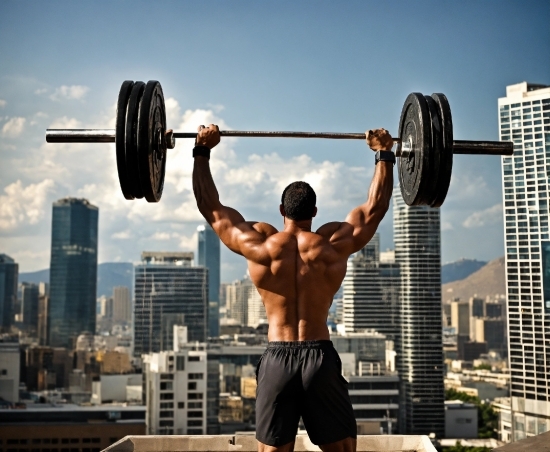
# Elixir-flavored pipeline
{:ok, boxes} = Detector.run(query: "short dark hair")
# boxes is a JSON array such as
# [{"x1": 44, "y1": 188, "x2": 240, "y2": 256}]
[{"x1": 281, "y1": 181, "x2": 316, "y2": 221}]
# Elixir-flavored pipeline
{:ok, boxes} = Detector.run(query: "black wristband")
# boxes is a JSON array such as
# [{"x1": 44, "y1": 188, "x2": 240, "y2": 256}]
[
  {"x1": 375, "y1": 150, "x2": 396, "y2": 165},
  {"x1": 193, "y1": 145, "x2": 211, "y2": 159}
]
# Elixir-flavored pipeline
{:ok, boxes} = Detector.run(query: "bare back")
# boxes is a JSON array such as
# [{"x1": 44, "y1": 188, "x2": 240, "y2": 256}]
[{"x1": 247, "y1": 225, "x2": 348, "y2": 341}]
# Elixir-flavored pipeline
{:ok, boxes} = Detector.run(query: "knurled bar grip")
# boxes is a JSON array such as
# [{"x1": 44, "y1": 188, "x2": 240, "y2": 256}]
[{"x1": 45, "y1": 129, "x2": 513, "y2": 156}]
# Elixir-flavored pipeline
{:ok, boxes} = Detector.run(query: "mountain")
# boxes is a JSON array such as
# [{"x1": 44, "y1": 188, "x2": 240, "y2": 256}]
[
  {"x1": 18, "y1": 262, "x2": 134, "y2": 298},
  {"x1": 442, "y1": 257, "x2": 505, "y2": 302},
  {"x1": 441, "y1": 258, "x2": 487, "y2": 284}
]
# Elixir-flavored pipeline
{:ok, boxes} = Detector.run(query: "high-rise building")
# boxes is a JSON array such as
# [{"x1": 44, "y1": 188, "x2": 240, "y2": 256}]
[
  {"x1": 37, "y1": 283, "x2": 49, "y2": 346},
  {"x1": 499, "y1": 82, "x2": 550, "y2": 440},
  {"x1": 342, "y1": 233, "x2": 400, "y2": 338},
  {"x1": 20, "y1": 282, "x2": 39, "y2": 333},
  {"x1": 0, "y1": 254, "x2": 18, "y2": 333},
  {"x1": 48, "y1": 198, "x2": 98, "y2": 348},
  {"x1": 197, "y1": 224, "x2": 221, "y2": 338},
  {"x1": 134, "y1": 252, "x2": 208, "y2": 357},
  {"x1": 393, "y1": 188, "x2": 444, "y2": 436},
  {"x1": 225, "y1": 277, "x2": 265, "y2": 327},
  {"x1": 451, "y1": 300, "x2": 470, "y2": 337},
  {"x1": 113, "y1": 286, "x2": 132, "y2": 323}
]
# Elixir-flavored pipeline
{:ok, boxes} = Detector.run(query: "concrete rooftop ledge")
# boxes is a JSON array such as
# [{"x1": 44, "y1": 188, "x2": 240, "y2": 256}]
[
  {"x1": 493, "y1": 430, "x2": 550, "y2": 451},
  {"x1": 102, "y1": 434, "x2": 436, "y2": 452}
]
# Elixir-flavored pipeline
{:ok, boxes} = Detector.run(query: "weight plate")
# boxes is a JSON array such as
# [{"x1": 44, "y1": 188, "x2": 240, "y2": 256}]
[
  {"x1": 116, "y1": 81, "x2": 135, "y2": 200},
  {"x1": 125, "y1": 81, "x2": 146, "y2": 199},
  {"x1": 137, "y1": 80, "x2": 167, "y2": 203},
  {"x1": 430, "y1": 93, "x2": 453, "y2": 207},
  {"x1": 423, "y1": 95, "x2": 443, "y2": 207},
  {"x1": 398, "y1": 93, "x2": 431, "y2": 206}
]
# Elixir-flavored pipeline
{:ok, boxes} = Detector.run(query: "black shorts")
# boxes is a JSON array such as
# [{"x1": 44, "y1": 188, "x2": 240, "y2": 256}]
[{"x1": 255, "y1": 340, "x2": 357, "y2": 447}]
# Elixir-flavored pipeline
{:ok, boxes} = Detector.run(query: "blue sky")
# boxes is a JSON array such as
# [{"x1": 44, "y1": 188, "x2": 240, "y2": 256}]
[{"x1": 0, "y1": 0, "x2": 549, "y2": 282}]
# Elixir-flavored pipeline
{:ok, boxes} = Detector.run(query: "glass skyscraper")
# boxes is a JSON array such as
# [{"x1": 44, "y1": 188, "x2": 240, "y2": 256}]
[
  {"x1": 197, "y1": 224, "x2": 221, "y2": 338},
  {"x1": 500, "y1": 82, "x2": 550, "y2": 440},
  {"x1": 48, "y1": 198, "x2": 98, "y2": 348},
  {"x1": 393, "y1": 188, "x2": 444, "y2": 436},
  {"x1": 134, "y1": 252, "x2": 208, "y2": 356},
  {"x1": 0, "y1": 254, "x2": 18, "y2": 333}
]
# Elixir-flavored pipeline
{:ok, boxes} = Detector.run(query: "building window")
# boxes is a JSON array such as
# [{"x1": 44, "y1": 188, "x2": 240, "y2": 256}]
[
  {"x1": 188, "y1": 382, "x2": 197, "y2": 390},
  {"x1": 188, "y1": 411, "x2": 203, "y2": 418},
  {"x1": 188, "y1": 402, "x2": 202, "y2": 409},
  {"x1": 176, "y1": 356, "x2": 185, "y2": 371},
  {"x1": 160, "y1": 381, "x2": 173, "y2": 390},
  {"x1": 187, "y1": 429, "x2": 203, "y2": 434},
  {"x1": 159, "y1": 410, "x2": 174, "y2": 418},
  {"x1": 159, "y1": 420, "x2": 174, "y2": 427},
  {"x1": 188, "y1": 393, "x2": 203, "y2": 400},
  {"x1": 188, "y1": 356, "x2": 201, "y2": 362},
  {"x1": 160, "y1": 402, "x2": 173, "y2": 409},
  {"x1": 187, "y1": 420, "x2": 203, "y2": 426},
  {"x1": 160, "y1": 393, "x2": 174, "y2": 400},
  {"x1": 178, "y1": 402, "x2": 185, "y2": 409},
  {"x1": 188, "y1": 373, "x2": 204, "y2": 380},
  {"x1": 160, "y1": 373, "x2": 174, "y2": 380}
]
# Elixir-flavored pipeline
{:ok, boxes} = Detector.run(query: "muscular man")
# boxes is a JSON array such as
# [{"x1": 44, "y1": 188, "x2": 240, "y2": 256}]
[{"x1": 192, "y1": 126, "x2": 394, "y2": 452}]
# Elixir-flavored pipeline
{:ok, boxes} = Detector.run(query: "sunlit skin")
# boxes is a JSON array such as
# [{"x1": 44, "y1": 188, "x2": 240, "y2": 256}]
[{"x1": 192, "y1": 125, "x2": 393, "y2": 452}]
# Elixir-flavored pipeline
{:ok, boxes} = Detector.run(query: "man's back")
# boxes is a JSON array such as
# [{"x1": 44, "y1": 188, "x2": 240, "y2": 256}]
[{"x1": 247, "y1": 225, "x2": 348, "y2": 342}]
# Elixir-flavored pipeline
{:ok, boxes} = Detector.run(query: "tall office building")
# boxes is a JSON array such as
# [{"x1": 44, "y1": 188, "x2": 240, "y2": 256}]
[
  {"x1": 499, "y1": 82, "x2": 550, "y2": 440},
  {"x1": 48, "y1": 198, "x2": 98, "y2": 348},
  {"x1": 113, "y1": 286, "x2": 132, "y2": 323},
  {"x1": 342, "y1": 233, "x2": 400, "y2": 338},
  {"x1": 20, "y1": 282, "x2": 39, "y2": 333},
  {"x1": 197, "y1": 224, "x2": 221, "y2": 338},
  {"x1": 225, "y1": 277, "x2": 266, "y2": 327},
  {"x1": 134, "y1": 252, "x2": 208, "y2": 357},
  {"x1": 0, "y1": 254, "x2": 18, "y2": 333},
  {"x1": 393, "y1": 188, "x2": 444, "y2": 436}
]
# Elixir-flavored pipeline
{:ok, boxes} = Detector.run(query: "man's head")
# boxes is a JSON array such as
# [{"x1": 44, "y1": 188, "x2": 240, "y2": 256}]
[{"x1": 280, "y1": 181, "x2": 317, "y2": 221}]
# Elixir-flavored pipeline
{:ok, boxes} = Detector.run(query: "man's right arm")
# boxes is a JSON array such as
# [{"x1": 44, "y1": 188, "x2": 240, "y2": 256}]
[{"x1": 320, "y1": 129, "x2": 394, "y2": 255}]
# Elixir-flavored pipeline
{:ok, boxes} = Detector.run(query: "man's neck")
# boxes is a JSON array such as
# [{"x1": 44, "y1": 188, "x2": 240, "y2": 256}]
[{"x1": 283, "y1": 217, "x2": 313, "y2": 233}]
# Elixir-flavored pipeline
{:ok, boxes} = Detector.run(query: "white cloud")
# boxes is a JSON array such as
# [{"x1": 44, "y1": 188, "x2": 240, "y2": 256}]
[
  {"x1": 0, "y1": 99, "x2": 6, "y2": 108},
  {"x1": 50, "y1": 85, "x2": 90, "y2": 101},
  {"x1": 2, "y1": 117, "x2": 26, "y2": 138},
  {"x1": 0, "y1": 179, "x2": 55, "y2": 230},
  {"x1": 462, "y1": 203, "x2": 502, "y2": 228},
  {"x1": 35, "y1": 88, "x2": 48, "y2": 95}
]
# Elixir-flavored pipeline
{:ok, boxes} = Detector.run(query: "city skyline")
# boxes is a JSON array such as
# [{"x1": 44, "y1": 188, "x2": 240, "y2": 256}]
[{"x1": 0, "y1": 2, "x2": 548, "y2": 283}]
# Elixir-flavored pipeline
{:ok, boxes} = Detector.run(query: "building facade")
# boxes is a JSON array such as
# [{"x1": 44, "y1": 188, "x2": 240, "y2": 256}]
[
  {"x1": 48, "y1": 198, "x2": 98, "y2": 348},
  {"x1": 225, "y1": 277, "x2": 265, "y2": 328},
  {"x1": 0, "y1": 254, "x2": 18, "y2": 333},
  {"x1": 113, "y1": 286, "x2": 132, "y2": 323},
  {"x1": 21, "y1": 282, "x2": 39, "y2": 333},
  {"x1": 198, "y1": 224, "x2": 221, "y2": 338},
  {"x1": 134, "y1": 252, "x2": 208, "y2": 356},
  {"x1": 342, "y1": 233, "x2": 400, "y2": 338},
  {"x1": 143, "y1": 347, "x2": 208, "y2": 435},
  {"x1": 393, "y1": 188, "x2": 444, "y2": 436},
  {"x1": 500, "y1": 82, "x2": 550, "y2": 439}
]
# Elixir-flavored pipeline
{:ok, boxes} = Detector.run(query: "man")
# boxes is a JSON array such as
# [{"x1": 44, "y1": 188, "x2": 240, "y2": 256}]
[{"x1": 192, "y1": 125, "x2": 394, "y2": 452}]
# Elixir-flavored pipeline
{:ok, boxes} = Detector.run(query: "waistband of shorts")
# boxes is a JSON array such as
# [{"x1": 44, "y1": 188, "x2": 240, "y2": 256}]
[{"x1": 266, "y1": 340, "x2": 333, "y2": 349}]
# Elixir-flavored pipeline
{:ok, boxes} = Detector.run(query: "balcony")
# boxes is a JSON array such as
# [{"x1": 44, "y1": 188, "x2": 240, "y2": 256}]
[{"x1": 103, "y1": 434, "x2": 437, "y2": 452}]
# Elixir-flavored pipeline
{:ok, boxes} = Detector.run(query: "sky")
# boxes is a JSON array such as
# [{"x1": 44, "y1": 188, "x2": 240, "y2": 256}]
[{"x1": 0, "y1": 0, "x2": 549, "y2": 283}]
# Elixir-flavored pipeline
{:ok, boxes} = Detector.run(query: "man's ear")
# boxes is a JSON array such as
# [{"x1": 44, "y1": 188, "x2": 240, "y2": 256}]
[
  {"x1": 279, "y1": 204, "x2": 285, "y2": 216},
  {"x1": 312, "y1": 207, "x2": 318, "y2": 218}
]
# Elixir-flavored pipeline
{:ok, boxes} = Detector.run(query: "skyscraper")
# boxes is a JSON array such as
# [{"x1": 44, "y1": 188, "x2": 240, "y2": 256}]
[
  {"x1": 134, "y1": 252, "x2": 208, "y2": 357},
  {"x1": 225, "y1": 276, "x2": 266, "y2": 327},
  {"x1": 393, "y1": 188, "x2": 444, "y2": 436},
  {"x1": 197, "y1": 224, "x2": 221, "y2": 338},
  {"x1": 20, "y1": 282, "x2": 39, "y2": 333},
  {"x1": 499, "y1": 82, "x2": 550, "y2": 440},
  {"x1": 0, "y1": 254, "x2": 18, "y2": 333},
  {"x1": 48, "y1": 198, "x2": 98, "y2": 348},
  {"x1": 342, "y1": 233, "x2": 400, "y2": 338}
]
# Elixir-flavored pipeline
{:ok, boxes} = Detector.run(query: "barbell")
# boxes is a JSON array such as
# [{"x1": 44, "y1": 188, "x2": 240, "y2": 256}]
[{"x1": 46, "y1": 80, "x2": 513, "y2": 207}]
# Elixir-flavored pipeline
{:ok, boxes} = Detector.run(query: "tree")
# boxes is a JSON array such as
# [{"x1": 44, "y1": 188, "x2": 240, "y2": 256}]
[{"x1": 445, "y1": 388, "x2": 498, "y2": 439}]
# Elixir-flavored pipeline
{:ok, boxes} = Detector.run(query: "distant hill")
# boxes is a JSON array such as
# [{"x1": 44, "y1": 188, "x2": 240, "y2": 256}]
[
  {"x1": 442, "y1": 257, "x2": 505, "y2": 302},
  {"x1": 19, "y1": 262, "x2": 133, "y2": 298},
  {"x1": 441, "y1": 258, "x2": 487, "y2": 284}
]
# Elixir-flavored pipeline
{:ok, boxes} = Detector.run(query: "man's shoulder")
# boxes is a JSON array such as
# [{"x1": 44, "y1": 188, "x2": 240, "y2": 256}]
[
  {"x1": 250, "y1": 221, "x2": 279, "y2": 237},
  {"x1": 315, "y1": 221, "x2": 343, "y2": 238}
]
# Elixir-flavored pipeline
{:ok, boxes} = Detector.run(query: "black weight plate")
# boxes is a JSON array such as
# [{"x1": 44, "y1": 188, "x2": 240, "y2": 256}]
[
  {"x1": 398, "y1": 93, "x2": 431, "y2": 206},
  {"x1": 423, "y1": 95, "x2": 443, "y2": 207},
  {"x1": 430, "y1": 93, "x2": 453, "y2": 207},
  {"x1": 137, "y1": 80, "x2": 167, "y2": 203},
  {"x1": 125, "y1": 81, "x2": 146, "y2": 199},
  {"x1": 116, "y1": 81, "x2": 135, "y2": 200}
]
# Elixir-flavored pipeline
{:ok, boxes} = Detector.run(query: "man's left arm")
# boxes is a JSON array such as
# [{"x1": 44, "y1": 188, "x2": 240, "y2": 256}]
[{"x1": 192, "y1": 125, "x2": 275, "y2": 259}]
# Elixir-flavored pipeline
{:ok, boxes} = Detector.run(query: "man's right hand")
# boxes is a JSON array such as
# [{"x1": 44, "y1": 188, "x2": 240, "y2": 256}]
[
  {"x1": 196, "y1": 124, "x2": 220, "y2": 149},
  {"x1": 366, "y1": 128, "x2": 394, "y2": 151}
]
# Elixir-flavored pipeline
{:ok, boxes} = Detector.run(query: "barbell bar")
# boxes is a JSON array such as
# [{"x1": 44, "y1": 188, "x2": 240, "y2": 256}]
[{"x1": 45, "y1": 80, "x2": 513, "y2": 206}]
